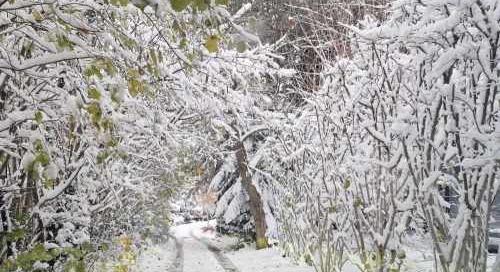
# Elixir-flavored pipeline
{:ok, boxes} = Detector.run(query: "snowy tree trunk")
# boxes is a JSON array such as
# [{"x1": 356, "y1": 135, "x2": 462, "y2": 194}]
[{"x1": 235, "y1": 141, "x2": 268, "y2": 249}]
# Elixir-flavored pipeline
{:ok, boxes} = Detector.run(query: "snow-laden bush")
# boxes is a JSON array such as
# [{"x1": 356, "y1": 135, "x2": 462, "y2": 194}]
[
  {"x1": 0, "y1": 0, "x2": 265, "y2": 269},
  {"x1": 275, "y1": 0, "x2": 500, "y2": 271}
]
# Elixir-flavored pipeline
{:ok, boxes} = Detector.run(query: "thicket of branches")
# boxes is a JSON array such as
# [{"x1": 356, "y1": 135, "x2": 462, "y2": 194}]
[
  {"x1": 274, "y1": 0, "x2": 500, "y2": 271},
  {"x1": 1, "y1": 0, "x2": 499, "y2": 271},
  {"x1": 0, "y1": 0, "x2": 289, "y2": 270}
]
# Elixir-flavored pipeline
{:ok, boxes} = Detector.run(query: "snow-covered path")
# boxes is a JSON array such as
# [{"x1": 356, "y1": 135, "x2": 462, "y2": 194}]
[
  {"x1": 134, "y1": 220, "x2": 500, "y2": 272},
  {"x1": 135, "y1": 221, "x2": 314, "y2": 272},
  {"x1": 181, "y1": 237, "x2": 226, "y2": 272},
  {"x1": 171, "y1": 221, "x2": 239, "y2": 272}
]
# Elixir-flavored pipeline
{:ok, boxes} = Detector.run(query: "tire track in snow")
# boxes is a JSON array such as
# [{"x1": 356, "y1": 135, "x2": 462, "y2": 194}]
[
  {"x1": 169, "y1": 236, "x2": 184, "y2": 272},
  {"x1": 192, "y1": 234, "x2": 240, "y2": 272}
]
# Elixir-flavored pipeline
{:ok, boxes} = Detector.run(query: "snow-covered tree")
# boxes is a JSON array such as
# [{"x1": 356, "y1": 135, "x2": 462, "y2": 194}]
[
  {"x1": 0, "y1": 0, "x2": 252, "y2": 269},
  {"x1": 275, "y1": 0, "x2": 500, "y2": 271}
]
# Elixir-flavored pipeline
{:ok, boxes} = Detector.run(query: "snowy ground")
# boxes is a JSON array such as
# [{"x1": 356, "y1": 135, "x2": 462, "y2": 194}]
[
  {"x1": 133, "y1": 220, "x2": 499, "y2": 272},
  {"x1": 134, "y1": 243, "x2": 176, "y2": 272},
  {"x1": 134, "y1": 220, "x2": 314, "y2": 272}
]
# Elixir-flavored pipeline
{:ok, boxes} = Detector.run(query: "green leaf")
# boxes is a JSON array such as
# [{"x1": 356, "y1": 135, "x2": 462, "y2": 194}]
[
  {"x1": 63, "y1": 247, "x2": 85, "y2": 259},
  {"x1": 32, "y1": 10, "x2": 43, "y2": 22},
  {"x1": 111, "y1": 0, "x2": 129, "y2": 6},
  {"x1": 34, "y1": 111, "x2": 43, "y2": 124},
  {"x1": 43, "y1": 178, "x2": 54, "y2": 189},
  {"x1": 101, "y1": 58, "x2": 117, "y2": 76},
  {"x1": 14, "y1": 243, "x2": 54, "y2": 270},
  {"x1": 179, "y1": 38, "x2": 188, "y2": 49},
  {"x1": 88, "y1": 87, "x2": 101, "y2": 100},
  {"x1": 192, "y1": 0, "x2": 208, "y2": 11},
  {"x1": 204, "y1": 35, "x2": 219, "y2": 53},
  {"x1": 86, "y1": 102, "x2": 102, "y2": 127},
  {"x1": 215, "y1": 0, "x2": 229, "y2": 5},
  {"x1": 397, "y1": 249, "x2": 406, "y2": 259},
  {"x1": 64, "y1": 259, "x2": 85, "y2": 272},
  {"x1": 36, "y1": 151, "x2": 50, "y2": 166},
  {"x1": 34, "y1": 139, "x2": 44, "y2": 152},
  {"x1": 171, "y1": 0, "x2": 191, "y2": 12},
  {"x1": 127, "y1": 69, "x2": 146, "y2": 96},
  {"x1": 236, "y1": 41, "x2": 247, "y2": 53},
  {"x1": 354, "y1": 197, "x2": 362, "y2": 208},
  {"x1": 6, "y1": 228, "x2": 26, "y2": 242},
  {"x1": 81, "y1": 242, "x2": 95, "y2": 253},
  {"x1": 49, "y1": 248, "x2": 62, "y2": 258},
  {"x1": 31, "y1": 244, "x2": 53, "y2": 262},
  {"x1": 96, "y1": 150, "x2": 110, "y2": 164},
  {"x1": 111, "y1": 88, "x2": 122, "y2": 104},
  {"x1": 343, "y1": 179, "x2": 351, "y2": 189},
  {"x1": 328, "y1": 205, "x2": 337, "y2": 213},
  {"x1": 106, "y1": 137, "x2": 119, "y2": 148},
  {"x1": 101, "y1": 118, "x2": 114, "y2": 132},
  {"x1": 14, "y1": 212, "x2": 29, "y2": 224},
  {"x1": 56, "y1": 34, "x2": 74, "y2": 51},
  {"x1": 128, "y1": 78, "x2": 142, "y2": 96},
  {"x1": 84, "y1": 65, "x2": 103, "y2": 79},
  {"x1": 149, "y1": 49, "x2": 158, "y2": 66}
]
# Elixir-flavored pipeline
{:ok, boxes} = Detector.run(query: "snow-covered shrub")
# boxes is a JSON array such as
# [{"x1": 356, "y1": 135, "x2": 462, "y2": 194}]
[
  {"x1": 0, "y1": 0, "x2": 254, "y2": 269},
  {"x1": 275, "y1": 0, "x2": 500, "y2": 271}
]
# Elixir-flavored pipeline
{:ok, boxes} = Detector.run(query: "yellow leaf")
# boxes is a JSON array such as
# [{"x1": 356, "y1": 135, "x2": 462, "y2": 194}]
[
  {"x1": 32, "y1": 10, "x2": 43, "y2": 22},
  {"x1": 204, "y1": 35, "x2": 219, "y2": 53}
]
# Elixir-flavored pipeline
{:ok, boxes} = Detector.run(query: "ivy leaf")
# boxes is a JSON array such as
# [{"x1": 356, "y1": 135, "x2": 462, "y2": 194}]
[
  {"x1": 204, "y1": 35, "x2": 220, "y2": 53},
  {"x1": 171, "y1": 0, "x2": 191, "y2": 12}
]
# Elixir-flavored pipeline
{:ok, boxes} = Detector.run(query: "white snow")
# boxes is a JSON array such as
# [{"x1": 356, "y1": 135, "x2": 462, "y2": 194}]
[
  {"x1": 132, "y1": 221, "x2": 316, "y2": 272},
  {"x1": 227, "y1": 248, "x2": 313, "y2": 272},
  {"x1": 134, "y1": 244, "x2": 176, "y2": 272}
]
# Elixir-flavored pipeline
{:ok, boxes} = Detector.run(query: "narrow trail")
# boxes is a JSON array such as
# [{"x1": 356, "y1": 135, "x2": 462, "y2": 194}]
[
  {"x1": 169, "y1": 232, "x2": 240, "y2": 272},
  {"x1": 194, "y1": 235, "x2": 240, "y2": 272},
  {"x1": 158, "y1": 221, "x2": 314, "y2": 272},
  {"x1": 168, "y1": 236, "x2": 184, "y2": 272},
  {"x1": 181, "y1": 236, "x2": 225, "y2": 272}
]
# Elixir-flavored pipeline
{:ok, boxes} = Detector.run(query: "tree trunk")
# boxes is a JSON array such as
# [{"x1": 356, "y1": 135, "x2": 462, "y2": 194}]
[{"x1": 234, "y1": 141, "x2": 268, "y2": 249}]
